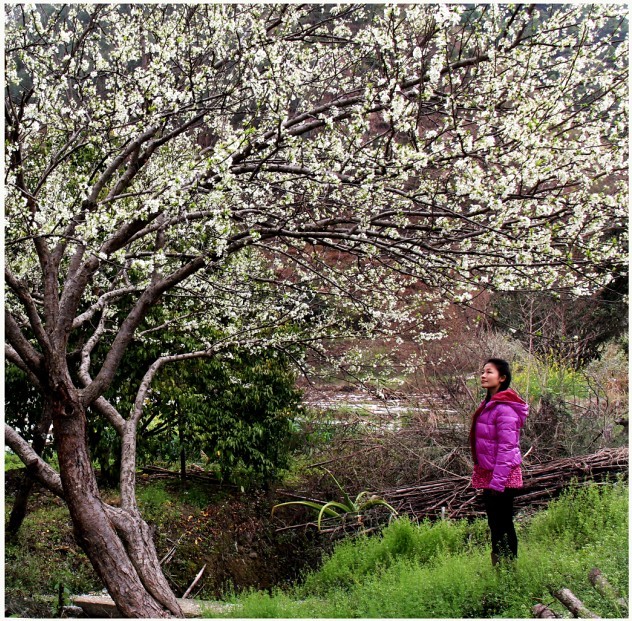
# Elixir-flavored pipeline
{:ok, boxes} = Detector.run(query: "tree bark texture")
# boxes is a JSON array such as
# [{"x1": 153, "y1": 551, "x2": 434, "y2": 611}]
[
  {"x1": 532, "y1": 603, "x2": 560, "y2": 618},
  {"x1": 550, "y1": 588, "x2": 600, "y2": 619},
  {"x1": 51, "y1": 393, "x2": 183, "y2": 618},
  {"x1": 588, "y1": 568, "x2": 628, "y2": 611}
]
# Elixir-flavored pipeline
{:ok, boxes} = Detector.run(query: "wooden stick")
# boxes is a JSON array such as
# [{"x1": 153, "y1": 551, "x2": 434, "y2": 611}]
[
  {"x1": 182, "y1": 564, "x2": 206, "y2": 599},
  {"x1": 550, "y1": 587, "x2": 600, "y2": 618},
  {"x1": 588, "y1": 568, "x2": 628, "y2": 610},
  {"x1": 532, "y1": 603, "x2": 559, "y2": 618},
  {"x1": 306, "y1": 446, "x2": 381, "y2": 469},
  {"x1": 160, "y1": 533, "x2": 186, "y2": 566}
]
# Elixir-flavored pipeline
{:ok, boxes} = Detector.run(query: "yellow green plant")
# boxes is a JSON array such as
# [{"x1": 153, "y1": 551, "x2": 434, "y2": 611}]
[{"x1": 272, "y1": 468, "x2": 398, "y2": 531}]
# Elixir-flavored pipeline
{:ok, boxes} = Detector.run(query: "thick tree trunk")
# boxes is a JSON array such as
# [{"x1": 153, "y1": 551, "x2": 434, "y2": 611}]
[{"x1": 51, "y1": 393, "x2": 183, "y2": 618}]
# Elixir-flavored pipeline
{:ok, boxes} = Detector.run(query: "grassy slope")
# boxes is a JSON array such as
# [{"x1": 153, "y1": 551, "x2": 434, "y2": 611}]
[{"x1": 210, "y1": 482, "x2": 629, "y2": 618}]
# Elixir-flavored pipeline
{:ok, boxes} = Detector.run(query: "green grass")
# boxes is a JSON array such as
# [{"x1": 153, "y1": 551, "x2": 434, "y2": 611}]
[
  {"x1": 5, "y1": 453, "x2": 25, "y2": 471},
  {"x1": 4, "y1": 501, "x2": 101, "y2": 598},
  {"x1": 207, "y1": 482, "x2": 628, "y2": 618}
]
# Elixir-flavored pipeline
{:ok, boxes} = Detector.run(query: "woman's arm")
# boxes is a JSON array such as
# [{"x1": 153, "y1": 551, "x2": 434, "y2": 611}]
[{"x1": 489, "y1": 405, "x2": 520, "y2": 492}]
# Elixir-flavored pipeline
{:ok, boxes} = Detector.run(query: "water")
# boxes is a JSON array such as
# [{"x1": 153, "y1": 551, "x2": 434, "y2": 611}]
[{"x1": 303, "y1": 390, "x2": 459, "y2": 432}]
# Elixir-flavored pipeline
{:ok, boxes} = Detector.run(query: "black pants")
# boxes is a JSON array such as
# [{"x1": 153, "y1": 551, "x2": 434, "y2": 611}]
[{"x1": 482, "y1": 489, "x2": 518, "y2": 559}]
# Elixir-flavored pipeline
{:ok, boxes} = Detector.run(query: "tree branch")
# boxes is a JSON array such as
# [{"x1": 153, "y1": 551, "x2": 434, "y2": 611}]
[
  {"x1": 72, "y1": 285, "x2": 141, "y2": 330},
  {"x1": 6, "y1": 344, "x2": 43, "y2": 391},
  {"x1": 5, "y1": 268, "x2": 52, "y2": 355},
  {"x1": 5, "y1": 424, "x2": 65, "y2": 499},
  {"x1": 5, "y1": 310, "x2": 44, "y2": 375},
  {"x1": 80, "y1": 255, "x2": 208, "y2": 406}
]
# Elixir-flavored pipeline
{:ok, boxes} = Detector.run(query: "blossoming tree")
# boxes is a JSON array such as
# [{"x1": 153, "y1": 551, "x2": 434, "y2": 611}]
[{"x1": 5, "y1": 4, "x2": 627, "y2": 617}]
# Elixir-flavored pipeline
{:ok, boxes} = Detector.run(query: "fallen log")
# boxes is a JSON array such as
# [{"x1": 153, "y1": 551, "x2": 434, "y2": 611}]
[
  {"x1": 588, "y1": 568, "x2": 628, "y2": 611},
  {"x1": 550, "y1": 587, "x2": 600, "y2": 618},
  {"x1": 533, "y1": 603, "x2": 560, "y2": 618}
]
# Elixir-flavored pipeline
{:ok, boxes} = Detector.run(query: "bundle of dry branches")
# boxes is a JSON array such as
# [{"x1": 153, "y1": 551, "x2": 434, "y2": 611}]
[
  {"x1": 276, "y1": 447, "x2": 628, "y2": 534},
  {"x1": 381, "y1": 447, "x2": 628, "y2": 521}
]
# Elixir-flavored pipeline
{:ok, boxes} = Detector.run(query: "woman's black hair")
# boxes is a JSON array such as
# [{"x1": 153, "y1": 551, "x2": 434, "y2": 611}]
[{"x1": 483, "y1": 358, "x2": 512, "y2": 398}]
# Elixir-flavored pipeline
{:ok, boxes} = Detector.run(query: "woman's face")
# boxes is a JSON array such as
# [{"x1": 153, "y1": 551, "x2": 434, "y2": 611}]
[{"x1": 481, "y1": 363, "x2": 505, "y2": 394}]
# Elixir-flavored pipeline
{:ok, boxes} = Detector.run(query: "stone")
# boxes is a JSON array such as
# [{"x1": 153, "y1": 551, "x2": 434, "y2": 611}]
[{"x1": 72, "y1": 595, "x2": 234, "y2": 618}]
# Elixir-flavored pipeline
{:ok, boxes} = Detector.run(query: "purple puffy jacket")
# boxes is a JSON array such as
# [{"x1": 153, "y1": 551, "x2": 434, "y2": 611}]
[{"x1": 470, "y1": 389, "x2": 529, "y2": 492}]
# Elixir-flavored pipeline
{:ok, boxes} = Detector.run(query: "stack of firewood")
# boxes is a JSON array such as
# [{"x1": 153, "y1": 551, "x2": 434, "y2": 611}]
[
  {"x1": 275, "y1": 447, "x2": 627, "y2": 534},
  {"x1": 380, "y1": 447, "x2": 628, "y2": 521}
]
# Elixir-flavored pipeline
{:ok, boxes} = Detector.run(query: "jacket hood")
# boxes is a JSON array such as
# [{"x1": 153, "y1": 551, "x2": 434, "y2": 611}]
[{"x1": 490, "y1": 388, "x2": 529, "y2": 427}]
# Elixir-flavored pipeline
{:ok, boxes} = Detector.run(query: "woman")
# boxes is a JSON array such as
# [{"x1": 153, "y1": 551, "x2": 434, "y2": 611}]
[{"x1": 469, "y1": 358, "x2": 528, "y2": 565}]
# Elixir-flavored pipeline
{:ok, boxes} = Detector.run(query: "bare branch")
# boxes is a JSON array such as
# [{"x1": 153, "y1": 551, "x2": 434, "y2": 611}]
[
  {"x1": 5, "y1": 424, "x2": 65, "y2": 499},
  {"x1": 72, "y1": 285, "x2": 140, "y2": 330},
  {"x1": 5, "y1": 268, "x2": 52, "y2": 355},
  {"x1": 5, "y1": 310, "x2": 44, "y2": 375}
]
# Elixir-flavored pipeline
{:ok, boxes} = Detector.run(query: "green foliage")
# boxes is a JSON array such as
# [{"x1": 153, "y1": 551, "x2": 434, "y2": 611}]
[
  {"x1": 526, "y1": 480, "x2": 628, "y2": 549},
  {"x1": 512, "y1": 355, "x2": 590, "y2": 402},
  {"x1": 86, "y1": 324, "x2": 303, "y2": 487},
  {"x1": 300, "y1": 516, "x2": 469, "y2": 595},
  {"x1": 53, "y1": 582, "x2": 71, "y2": 617},
  {"x1": 272, "y1": 468, "x2": 398, "y2": 530},
  {"x1": 4, "y1": 363, "x2": 45, "y2": 448},
  {"x1": 4, "y1": 503, "x2": 100, "y2": 598},
  {"x1": 210, "y1": 483, "x2": 628, "y2": 618},
  {"x1": 5, "y1": 452, "x2": 26, "y2": 471},
  {"x1": 173, "y1": 351, "x2": 303, "y2": 486}
]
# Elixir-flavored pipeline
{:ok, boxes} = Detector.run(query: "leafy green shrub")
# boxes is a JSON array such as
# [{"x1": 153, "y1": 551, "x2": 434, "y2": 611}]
[
  {"x1": 145, "y1": 351, "x2": 303, "y2": 487},
  {"x1": 512, "y1": 355, "x2": 590, "y2": 402}
]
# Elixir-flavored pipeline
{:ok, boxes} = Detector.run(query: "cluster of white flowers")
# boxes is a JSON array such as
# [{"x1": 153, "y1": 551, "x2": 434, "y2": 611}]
[{"x1": 4, "y1": 4, "x2": 627, "y2": 399}]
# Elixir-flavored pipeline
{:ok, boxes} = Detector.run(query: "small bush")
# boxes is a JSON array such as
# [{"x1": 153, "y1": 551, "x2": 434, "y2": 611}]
[{"x1": 512, "y1": 356, "x2": 590, "y2": 402}]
